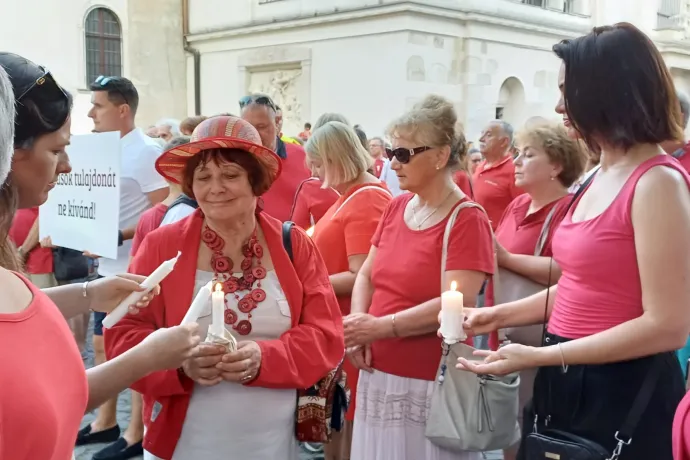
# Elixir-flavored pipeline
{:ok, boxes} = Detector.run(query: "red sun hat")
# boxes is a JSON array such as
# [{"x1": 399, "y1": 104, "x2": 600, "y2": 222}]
[{"x1": 155, "y1": 115, "x2": 282, "y2": 186}]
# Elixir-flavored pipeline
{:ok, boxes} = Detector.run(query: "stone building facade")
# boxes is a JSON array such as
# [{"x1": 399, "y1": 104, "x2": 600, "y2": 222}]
[
  {"x1": 2, "y1": 0, "x2": 690, "y2": 141},
  {"x1": 185, "y1": 0, "x2": 690, "y2": 141}
]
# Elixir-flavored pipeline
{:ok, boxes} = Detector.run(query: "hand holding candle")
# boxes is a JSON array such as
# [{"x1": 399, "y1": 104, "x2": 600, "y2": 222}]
[
  {"x1": 440, "y1": 281, "x2": 466, "y2": 343},
  {"x1": 102, "y1": 251, "x2": 182, "y2": 329}
]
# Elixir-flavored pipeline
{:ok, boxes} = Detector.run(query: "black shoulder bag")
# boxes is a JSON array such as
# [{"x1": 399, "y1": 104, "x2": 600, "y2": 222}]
[
  {"x1": 281, "y1": 221, "x2": 349, "y2": 443},
  {"x1": 522, "y1": 170, "x2": 661, "y2": 460},
  {"x1": 162, "y1": 194, "x2": 198, "y2": 221}
]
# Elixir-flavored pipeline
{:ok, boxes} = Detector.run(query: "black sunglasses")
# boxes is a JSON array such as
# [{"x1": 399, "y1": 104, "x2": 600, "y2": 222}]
[
  {"x1": 16, "y1": 66, "x2": 68, "y2": 103},
  {"x1": 239, "y1": 95, "x2": 278, "y2": 112},
  {"x1": 92, "y1": 75, "x2": 129, "y2": 106},
  {"x1": 385, "y1": 146, "x2": 432, "y2": 164}
]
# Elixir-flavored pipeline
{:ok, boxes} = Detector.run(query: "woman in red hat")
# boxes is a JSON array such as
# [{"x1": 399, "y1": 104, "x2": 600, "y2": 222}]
[{"x1": 105, "y1": 115, "x2": 345, "y2": 460}]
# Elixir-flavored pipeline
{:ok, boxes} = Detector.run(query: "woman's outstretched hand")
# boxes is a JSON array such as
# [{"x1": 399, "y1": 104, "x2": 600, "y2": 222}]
[
  {"x1": 437, "y1": 307, "x2": 501, "y2": 339},
  {"x1": 88, "y1": 274, "x2": 161, "y2": 315},
  {"x1": 456, "y1": 343, "x2": 542, "y2": 376},
  {"x1": 140, "y1": 323, "x2": 201, "y2": 372}
]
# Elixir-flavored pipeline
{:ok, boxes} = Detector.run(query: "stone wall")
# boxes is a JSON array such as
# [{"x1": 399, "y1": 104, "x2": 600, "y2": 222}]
[{"x1": 125, "y1": 0, "x2": 187, "y2": 127}]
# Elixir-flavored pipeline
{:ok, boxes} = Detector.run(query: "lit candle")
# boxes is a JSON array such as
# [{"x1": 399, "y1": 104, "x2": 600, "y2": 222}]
[
  {"x1": 181, "y1": 281, "x2": 212, "y2": 326},
  {"x1": 102, "y1": 251, "x2": 182, "y2": 329},
  {"x1": 440, "y1": 281, "x2": 465, "y2": 343},
  {"x1": 211, "y1": 282, "x2": 225, "y2": 336}
]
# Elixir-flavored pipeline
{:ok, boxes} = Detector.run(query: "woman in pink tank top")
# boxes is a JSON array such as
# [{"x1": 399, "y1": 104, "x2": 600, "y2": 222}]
[{"x1": 455, "y1": 23, "x2": 690, "y2": 459}]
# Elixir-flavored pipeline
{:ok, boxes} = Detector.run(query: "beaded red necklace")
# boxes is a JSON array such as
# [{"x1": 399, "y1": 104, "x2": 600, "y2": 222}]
[{"x1": 201, "y1": 224, "x2": 267, "y2": 335}]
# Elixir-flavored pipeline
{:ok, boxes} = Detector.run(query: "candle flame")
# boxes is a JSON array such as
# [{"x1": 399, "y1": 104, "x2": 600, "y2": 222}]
[
  {"x1": 450, "y1": 281, "x2": 457, "y2": 291},
  {"x1": 306, "y1": 226, "x2": 315, "y2": 237},
  {"x1": 214, "y1": 282, "x2": 224, "y2": 293}
]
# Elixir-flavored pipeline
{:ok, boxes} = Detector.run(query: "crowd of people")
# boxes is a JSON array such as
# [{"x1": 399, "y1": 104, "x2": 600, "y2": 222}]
[{"x1": 4, "y1": 20, "x2": 690, "y2": 460}]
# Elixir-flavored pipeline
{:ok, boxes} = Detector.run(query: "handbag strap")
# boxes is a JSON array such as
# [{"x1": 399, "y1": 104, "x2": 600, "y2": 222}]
[
  {"x1": 331, "y1": 186, "x2": 392, "y2": 219},
  {"x1": 533, "y1": 204, "x2": 559, "y2": 257},
  {"x1": 441, "y1": 200, "x2": 499, "y2": 309},
  {"x1": 539, "y1": 167, "x2": 598, "y2": 346}
]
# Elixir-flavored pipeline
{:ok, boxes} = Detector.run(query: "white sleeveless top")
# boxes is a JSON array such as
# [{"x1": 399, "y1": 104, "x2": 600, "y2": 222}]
[{"x1": 144, "y1": 270, "x2": 299, "y2": 460}]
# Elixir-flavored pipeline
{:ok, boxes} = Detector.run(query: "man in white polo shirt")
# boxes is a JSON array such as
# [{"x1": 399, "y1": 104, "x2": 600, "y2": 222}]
[{"x1": 76, "y1": 76, "x2": 168, "y2": 460}]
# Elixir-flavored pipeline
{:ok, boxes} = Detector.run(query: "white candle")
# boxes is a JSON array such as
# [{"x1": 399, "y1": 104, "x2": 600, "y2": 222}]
[
  {"x1": 181, "y1": 281, "x2": 212, "y2": 326},
  {"x1": 102, "y1": 251, "x2": 182, "y2": 329},
  {"x1": 440, "y1": 281, "x2": 465, "y2": 343},
  {"x1": 211, "y1": 282, "x2": 225, "y2": 336}
]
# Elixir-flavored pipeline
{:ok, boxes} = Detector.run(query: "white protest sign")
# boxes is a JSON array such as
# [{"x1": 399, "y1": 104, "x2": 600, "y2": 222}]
[{"x1": 39, "y1": 131, "x2": 121, "y2": 260}]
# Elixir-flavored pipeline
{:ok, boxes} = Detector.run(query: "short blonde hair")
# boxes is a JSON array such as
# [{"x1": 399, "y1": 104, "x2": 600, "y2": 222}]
[
  {"x1": 515, "y1": 122, "x2": 585, "y2": 187},
  {"x1": 387, "y1": 94, "x2": 461, "y2": 168},
  {"x1": 305, "y1": 121, "x2": 374, "y2": 187}
]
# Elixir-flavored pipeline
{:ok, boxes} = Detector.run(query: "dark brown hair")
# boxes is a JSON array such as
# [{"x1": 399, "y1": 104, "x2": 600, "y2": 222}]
[
  {"x1": 182, "y1": 148, "x2": 272, "y2": 198},
  {"x1": 553, "y1": 22, "x2": 683, "y2": 152}
]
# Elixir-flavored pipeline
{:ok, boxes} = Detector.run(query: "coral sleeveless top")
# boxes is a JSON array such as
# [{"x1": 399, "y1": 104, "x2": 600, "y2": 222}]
[{"x1": 549, "y1": 155, "x2": 690, "y2": 338}]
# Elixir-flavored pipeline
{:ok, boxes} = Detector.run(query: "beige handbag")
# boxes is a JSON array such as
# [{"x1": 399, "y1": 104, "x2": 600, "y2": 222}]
[
  {"x1": 494, "y1": 204, "x2": 557, "y2": 430},
  {"x1": 425, "y1": 202, "x2": 521, "y2": 452},
  {"x1": 497, "y1": 204, "x2": 558, "y2": 347}
]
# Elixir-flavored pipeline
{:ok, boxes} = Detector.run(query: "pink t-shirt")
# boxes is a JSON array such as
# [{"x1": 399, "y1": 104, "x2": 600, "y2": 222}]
[
  {"x1": 549, "y1": 155, "x2": 690, "y2": 338},
  {"x1": 0, "y1": 273, "x2": 88, "y2": 460}
]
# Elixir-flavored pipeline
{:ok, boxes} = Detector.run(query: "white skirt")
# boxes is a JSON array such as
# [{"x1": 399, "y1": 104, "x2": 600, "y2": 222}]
[{"x1": 351, "y1": 369, "x2": 481, "y2": 460}]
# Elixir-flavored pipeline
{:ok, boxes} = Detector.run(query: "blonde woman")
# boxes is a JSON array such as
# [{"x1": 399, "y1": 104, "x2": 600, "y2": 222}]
[
  {"x1": 344, "y1": 95, "x2": 494, "y2": 459},
  {"x1": 307, "y1": 121, "x2": 392, "y2": 460}
]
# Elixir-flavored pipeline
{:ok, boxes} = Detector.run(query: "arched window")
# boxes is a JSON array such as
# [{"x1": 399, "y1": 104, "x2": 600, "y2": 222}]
[{"x1": 85, "y1": 8, "x2": 122, "y2": 86}]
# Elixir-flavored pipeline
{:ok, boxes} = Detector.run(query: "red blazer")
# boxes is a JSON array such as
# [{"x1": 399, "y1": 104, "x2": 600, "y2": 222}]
[{"x1": 104, "y1": 210, "x2": 344, "y2": 460}]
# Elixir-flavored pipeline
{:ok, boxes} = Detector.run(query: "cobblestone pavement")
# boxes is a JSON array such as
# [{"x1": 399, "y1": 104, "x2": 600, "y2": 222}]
[{"x1": 73, "y1": 317, "x2": 502, "y2": 460}]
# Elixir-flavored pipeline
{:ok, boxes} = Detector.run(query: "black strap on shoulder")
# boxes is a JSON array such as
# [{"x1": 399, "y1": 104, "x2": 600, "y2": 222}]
[
  {"x1": 617, "y1": 357, "x2": 661, "y2": 443},
  {"x1": 282, "y1": 221, "x2": 295, "y2": 263},
  {"x1": 162, "y1": 194, "x2": 198, "y2": 221}
]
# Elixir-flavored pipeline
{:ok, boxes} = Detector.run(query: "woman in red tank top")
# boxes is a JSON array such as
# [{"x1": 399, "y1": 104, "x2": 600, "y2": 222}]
[
  {"x1": 456, "y1": 23, "x2": 690, "y2": 459},
  {"x1": 0, "y1": 53, "x2": 199, "y2": 460}
]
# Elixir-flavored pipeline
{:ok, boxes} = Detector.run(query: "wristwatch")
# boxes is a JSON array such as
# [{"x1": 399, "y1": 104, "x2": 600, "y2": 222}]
[{"x1": 118, "y1": 230, "x2": 124, "y2": 247}]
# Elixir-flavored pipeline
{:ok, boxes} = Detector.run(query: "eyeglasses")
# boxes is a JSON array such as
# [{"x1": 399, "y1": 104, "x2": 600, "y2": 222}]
[
  {"x1": 385, "y1": 146, "x2": 432, "y2": 164},
  {"x1": 16, "y1": 66, "x2": 68, "y2": 103},
  {"x1": 239, "y1": 95, "x2": 278, "y2": 112},
  {"x1": 92, "y1": 75, "x2": 129, "y2": 106}
]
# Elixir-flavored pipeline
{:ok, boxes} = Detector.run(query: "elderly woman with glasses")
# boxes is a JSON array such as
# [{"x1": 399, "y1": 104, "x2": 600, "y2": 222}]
[
  {"x1": 105, "y1": 116, "x2": 344, "y2": 460},
  {"x1": 343, "y1": 95, "x2": 494, "y2": 459}
]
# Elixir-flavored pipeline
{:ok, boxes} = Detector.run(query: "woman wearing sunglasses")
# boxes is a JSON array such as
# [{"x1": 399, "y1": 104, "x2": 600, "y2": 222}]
[
  {"x1": 343, "y1": 95, "x2": 494, "y2": 459},
  {"x1": 0, "y1": 52, "x2": 200, "y2": 460}
]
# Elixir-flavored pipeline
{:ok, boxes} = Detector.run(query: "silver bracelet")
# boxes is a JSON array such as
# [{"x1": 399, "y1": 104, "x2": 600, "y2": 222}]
[
  {"x1": 557, "y1": 342, "x2": 569, "y2": 373},
  {"x1": 82, "y1": 280, "x2": 91, "y2": 298}
]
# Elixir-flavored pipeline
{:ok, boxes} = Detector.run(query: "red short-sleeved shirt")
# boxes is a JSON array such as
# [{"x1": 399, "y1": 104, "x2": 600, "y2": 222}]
[
  {"x1": 312, "y1": 183, "x2": 392, "y2": 315},
  {"x1": 452, "y1": 170, "x2": 474, "y2": 199},
  {"x1": 8, "y1": 208, "x2": 53, "y2": 274},
  {"x1": 289, "y1": 178, "x2": 340, "y2": 230},
  {"x1": 0, "y1": 274, "x2": 88, "y2": 460},
  {"x1": 368, "y1": 195, "x2": 494, "y2": 381},
  {"x1": 473, "y1": 155, "x2": 524, "y2": 230},
  {"x1": 486, "y1": 194, "x2": 572, "y2": 349},
  {"x1": 373, "y1": 158, "x2": 385, "y2": 178},
  {"x1": 130, "y1": 203, "x2": 168, "y2": 257}
]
